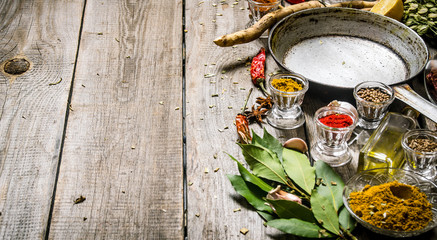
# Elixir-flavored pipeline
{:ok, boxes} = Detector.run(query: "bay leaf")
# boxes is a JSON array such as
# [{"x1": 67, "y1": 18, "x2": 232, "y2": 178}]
[
  {"x1": 266, "y1": 199, "x2": 315, "y2": 223},
  {"x1": 310, "y1": 189, "x2": 340, "y2": 235},
  {"x1": 228, "y1": 154, "x2": 273, "y2": 192},
  {"x1": 267, "y1": 218, "x2": 333, "y2": 238},
  {"x1": 282, "y1": 148, "x2": 315, "y2": 195},
  {"x1": 257, "y1": 211, "x2": 276, "y2": 222},
  {"x1": 239, "y1": 144, "x2": 288, "y2": 185},
  {"x1": 315, "y1": 161, "x2": 345, "y2": 212},
  {"x1": 339, "y1": 206, "x2": 356, "y2": 233},
  {"x1": 252, "y1": 129, "x2": 283, "y2": 162},
  {"x1": 227, "y1": 174, "x2": 273, "y2": 213}
]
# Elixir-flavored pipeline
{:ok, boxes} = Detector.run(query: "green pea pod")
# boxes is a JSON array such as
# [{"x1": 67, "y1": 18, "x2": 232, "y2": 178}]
[
  {"x1": 417, "y1": 25, "x2": 429, "y2": 35},
  {"x1": 429, "y1": 13, "x2": 437, "y2": 18},
  {"x1": 410, "y1": 25, "x2": 419, "y2": 31},
  {"x1": 418, "y1": 7, "x2": 429, "y2": 14},
  {"x1": 405, "y1": 18, "x2": 415, "y2": 26},
  {"x1": 410, "y1": 3, "x2": 419, "y2": 10},
  {"x1": 426, "y1": 3, "x2": 435, "y2": 8},
  {"x1": 430, "y1": 7, "x2": 437, "y2": 13},
  {"x1": 413, "y1": 14, "x2": 423, "y2": 21}
]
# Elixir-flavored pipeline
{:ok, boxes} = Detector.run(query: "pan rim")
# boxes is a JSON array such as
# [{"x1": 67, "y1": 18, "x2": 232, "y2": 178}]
[{"x1": 268, "y1": 7, "x2": 429, "y2": 90}]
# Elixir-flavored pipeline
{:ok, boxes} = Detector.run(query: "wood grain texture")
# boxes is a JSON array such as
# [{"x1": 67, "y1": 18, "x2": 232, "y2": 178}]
[
  {"x1": 0, "y1": 0, "x2": 84, "y2": 239},
  {"x1": 48, "y1": 0, "x2": 184, "y2": 239},
  {"x1": 185, "y1": 1, "x2": 304, "y2": 239}
]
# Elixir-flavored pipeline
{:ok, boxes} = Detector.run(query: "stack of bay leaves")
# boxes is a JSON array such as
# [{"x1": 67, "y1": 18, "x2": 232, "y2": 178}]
[{"x1": 227, "y1": 129, "x2": 357, "y2": 239}]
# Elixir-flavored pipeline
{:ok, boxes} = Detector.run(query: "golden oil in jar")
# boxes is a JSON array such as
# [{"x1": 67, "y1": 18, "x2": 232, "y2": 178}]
[{"x1": 357, "y1": 111, "x2": 417, "y2": 173}]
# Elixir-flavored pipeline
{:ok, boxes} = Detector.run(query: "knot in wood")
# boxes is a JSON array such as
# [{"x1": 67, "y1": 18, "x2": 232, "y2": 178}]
[{"x1": 4, "y1": 58, "x2": 30, "y2": 75}]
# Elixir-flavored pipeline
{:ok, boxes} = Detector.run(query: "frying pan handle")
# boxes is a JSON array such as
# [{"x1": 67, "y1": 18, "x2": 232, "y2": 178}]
[{"x1": 393, "y1": 84, "x2": 437, "y2": 123}]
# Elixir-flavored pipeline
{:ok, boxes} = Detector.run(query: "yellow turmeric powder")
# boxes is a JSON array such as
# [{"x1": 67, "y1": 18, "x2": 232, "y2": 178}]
[
  {"x1": 271, "y1": 78, "x2": 303, "y2": 92},
  {"x1": 349, "y1": 181, "x2": 433, "y2": 232}
]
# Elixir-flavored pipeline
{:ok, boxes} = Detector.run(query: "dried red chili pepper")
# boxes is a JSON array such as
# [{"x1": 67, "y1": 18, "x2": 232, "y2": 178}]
[
  {"x1": 236, "y1": 89, "x2": 253, "y2": 144},
  {"x1": 250, "y1": 48, "x2": 269, "y2": 96},
  {"x1": 236, "y1": 114, "x2": 252, "y2": 144}
]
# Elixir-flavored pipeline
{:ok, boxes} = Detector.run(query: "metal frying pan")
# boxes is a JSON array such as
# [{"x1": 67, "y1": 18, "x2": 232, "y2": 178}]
[
  {"x1": 268, "y1": 7, "x2": 437, "y2": 122},
  {"x1": 268, "y1": 7, "x2": 429, "y2": 90}
]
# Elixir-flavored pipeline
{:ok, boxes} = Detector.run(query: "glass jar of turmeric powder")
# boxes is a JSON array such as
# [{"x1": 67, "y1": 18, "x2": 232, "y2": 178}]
[{"x1": 266, "y1": 73, "x2": 308, "y2": 129}]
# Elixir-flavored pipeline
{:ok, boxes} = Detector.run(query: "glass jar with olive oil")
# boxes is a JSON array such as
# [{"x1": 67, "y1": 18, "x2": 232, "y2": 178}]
[{"x1": 357, "y1": 108, "x2": 418, "y2": 172}]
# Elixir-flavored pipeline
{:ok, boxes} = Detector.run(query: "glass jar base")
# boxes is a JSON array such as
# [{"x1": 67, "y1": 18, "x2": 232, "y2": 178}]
[
  {"x1": 266, "y1": 107, "x2": 305, "y2": 130},
  {"x1": 310, "y1": 144, "x2": 353, "y2": 167},
  {"x1": 357, "y1": 118, "x2": 382, "y2": 130},
  {"x1": 404, "y1": 164, "x2": 437, "y2": 181}
]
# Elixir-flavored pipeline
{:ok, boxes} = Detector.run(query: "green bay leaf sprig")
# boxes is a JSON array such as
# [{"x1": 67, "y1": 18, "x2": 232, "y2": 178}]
[{"x1": 228, "y1": 129, "x2": 357, "y2": 239}]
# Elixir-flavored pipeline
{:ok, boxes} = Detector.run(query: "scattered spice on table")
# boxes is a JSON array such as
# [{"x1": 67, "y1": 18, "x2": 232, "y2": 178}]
[
  {"x1": 49, "y1": 77, "x2": 63, "y2": 86},
  {"x1": 233, "y1": 208, "x2": 241, "y2": 212},
  {"x1": 271, "y1": 77, "x2": 303, "y2": 92},
  {"x1": 319, "y1": 113, "x2": 353, "y2": 128},
  {"x1": 348, "y1": 181, "x2": 433, "y2": 232},
  {"x1": 250, "y1": 47, "x2": 268, "y2": 96},
  {"x1": 357, "y1": 87, "x2": 391, "y2": 103},
  {"x1": 408, "y1": 138, "x2": 437, "y2": 152},
  {"x1": 74, "y1": 195, "x2": 86, "y2": 204},
  {"x1": 240, "y1": 227, "x2": 249, "y2": 235}
]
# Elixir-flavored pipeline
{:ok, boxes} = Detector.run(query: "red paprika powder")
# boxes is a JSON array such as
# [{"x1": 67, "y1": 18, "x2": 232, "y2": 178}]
[{"x1": 319, "y1": 114, "x2": 353, "y2": 128}]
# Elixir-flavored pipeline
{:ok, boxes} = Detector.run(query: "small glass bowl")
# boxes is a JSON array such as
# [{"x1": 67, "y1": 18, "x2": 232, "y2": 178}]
[
  {"x1": 247, "y1": 0, "x2": 281, "y2": 24},
  {"x1": 310, "y1": 105, "x2": 358, "y2": 167},
  {"x1": 401, "y1": 129, "x2": 437, "y2": 180},
  {"x1": 266, "y1": 73, "x2": 309, "y2": 129},
  {"x1": 353, "y1": 81, "x2": 395, "y2": 129},
  {"x1": 343, "y1": 168, "x2": 437, "y2": 237}
]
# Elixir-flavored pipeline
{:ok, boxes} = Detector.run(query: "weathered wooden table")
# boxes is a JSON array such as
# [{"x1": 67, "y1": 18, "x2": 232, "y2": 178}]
[{"x1": 0, "y1": 0, "x2": 436, "y2": 239}]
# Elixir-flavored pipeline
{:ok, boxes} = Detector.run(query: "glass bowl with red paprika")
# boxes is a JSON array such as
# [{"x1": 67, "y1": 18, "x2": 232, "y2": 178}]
[{"x1": 310, "y1": 105, "x2": 358, "y2": 167}]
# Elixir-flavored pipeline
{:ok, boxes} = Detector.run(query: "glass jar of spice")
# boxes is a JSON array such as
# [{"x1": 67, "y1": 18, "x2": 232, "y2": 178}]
[
  {"x1": 353, "y1": 81, "x2": 395, "y2": 129},
  {"x1": 401, "y1": 129, "x2": 437, "y2": 180},
  {"x1": 266, "y1": 73, "x2": 308, "y2": 129},
  {"x1": 310, "y1": 105, "x2": 358, "y2": 167}
]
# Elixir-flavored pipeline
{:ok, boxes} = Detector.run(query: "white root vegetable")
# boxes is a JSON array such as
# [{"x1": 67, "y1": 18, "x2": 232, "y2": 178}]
[{"x1": 213, "y1": 1, "x2": 376, "y2": 47}]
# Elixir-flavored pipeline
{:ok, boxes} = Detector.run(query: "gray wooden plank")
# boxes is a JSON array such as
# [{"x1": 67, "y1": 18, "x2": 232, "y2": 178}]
[
  {"x1": 48, "y1": 0, "x2": 184, "y2": 239},
  {"x1": 0, "y1": 0, "x2": 84, "y2": 239},
  {"x1": 185, "y1": 1, "x2": 304, "y2": 239}
]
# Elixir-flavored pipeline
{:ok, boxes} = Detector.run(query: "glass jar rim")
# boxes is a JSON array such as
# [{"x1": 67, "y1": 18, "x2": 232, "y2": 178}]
[
  {"x1": 268, "y1": 73, "x2": 309, "y2": 94},
  {"x1": 314, "y1": 106, "x2": 358, "y2": 130}
]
